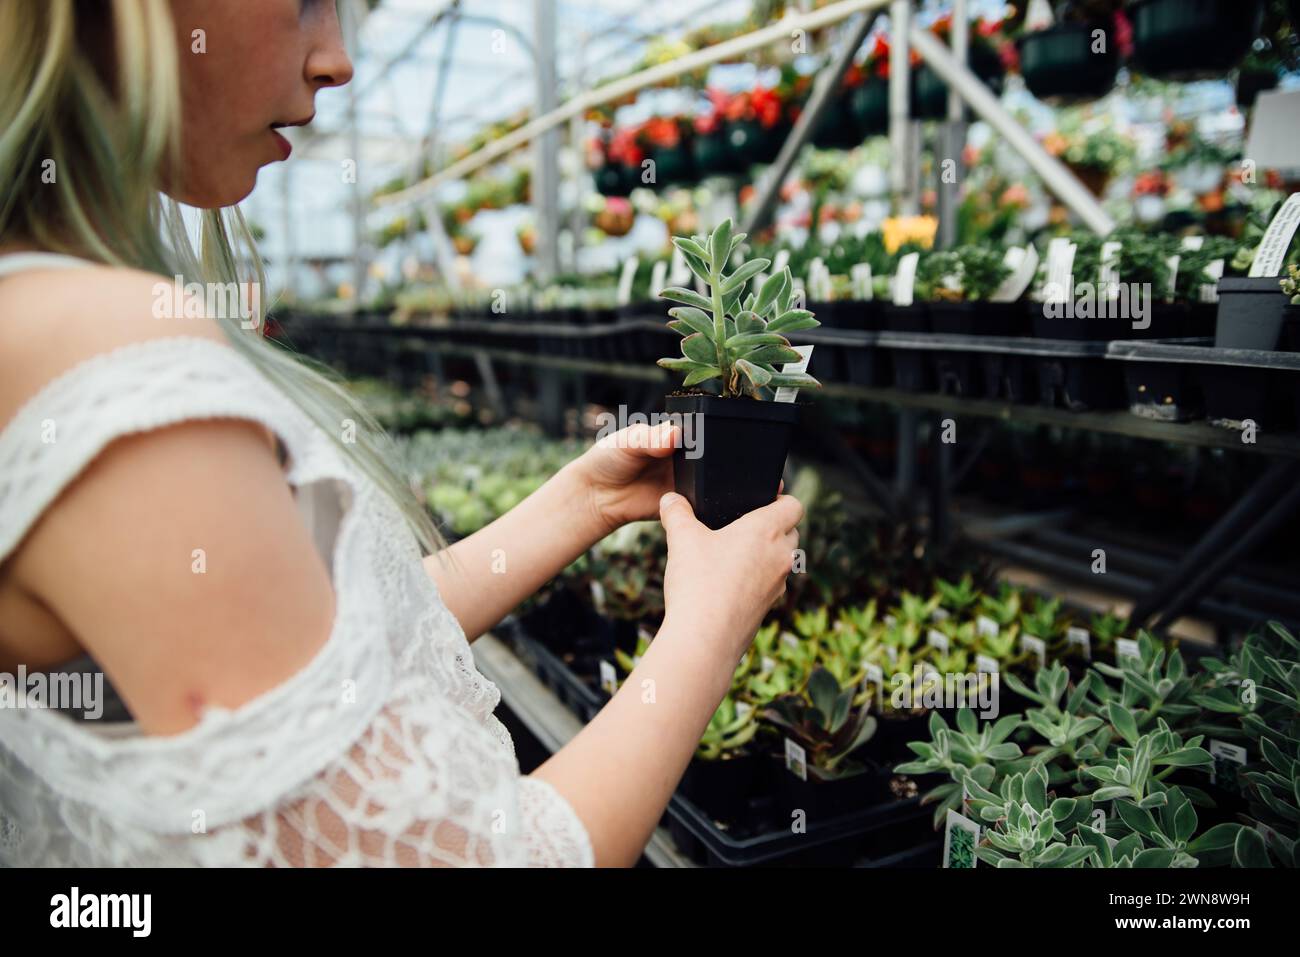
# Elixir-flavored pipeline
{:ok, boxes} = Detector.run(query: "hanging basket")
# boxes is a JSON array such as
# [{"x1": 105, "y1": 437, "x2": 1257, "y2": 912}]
[
  {"x1": 691, "y1": 126, "x2": 743, "y2": 176},
  {"x1": 911, "y1": 44, "x2": 1003, "y2": 120},
  {"x1": 1066, "y1": 162, "x2": 1112, "y2": 198},
  {"x1": 848, "y1": 81, "x2": 889, "y2": 137},
  {"x1": 594, "y1": 162, "x2": 635, "y2": 197},
  {"x1": 811, "y1": 93, "x2": 863, "y2": 150},
  {"x1": 1017, "y1": 22, "x2": 1119, "y2": 102},
  {"x1": 647, "y1": 143, "x2": 698, "y2": 190},
  {"x1": 727, "y1": 118, "x2": 787, "y2": 166},
  {"x1": 1129, "y1": 0, "x2": 1263, "y2": 80}
]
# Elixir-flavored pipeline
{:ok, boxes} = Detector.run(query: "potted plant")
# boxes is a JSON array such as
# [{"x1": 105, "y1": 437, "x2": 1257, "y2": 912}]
[
  {"x1": 637, "y1": 115, "x2": 697, "y2": 190},
  {"x1": 656, "y1": 219, "x2": 820, "y2": 529},
  {"x1": 1129, "y1": 0, "x2": 1264, "y2": 80},
  {"x1": 911, "y1": 14, "x2": 1009, "y2": 120},
  {"x1": 725, "y1": 86, "x2": 790, "y2": 166},
  {"x1": 1015, "y1": 1, "x2": 1123, "y2": 102},
  {"x1": 849, "y1": 34, "x2": 893, "y2": 138},
  {"x1": 811, "y1": 63, "x2": 867, "y2": 150},
  {"x1": 924, "y1": 245, "x2": 1016, "y2": 398},
  {"x1": 692, "y1": 90, "x2": 744, "y2": 176},
  {"x1": 678, "y1": 693, "x2": 767, "y2": 825},
  {"x1": 764, "y1": 667, "x2": 885, "y2": 819}
]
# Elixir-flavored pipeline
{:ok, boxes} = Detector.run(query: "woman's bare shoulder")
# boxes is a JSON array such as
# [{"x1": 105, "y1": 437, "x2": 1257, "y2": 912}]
[{"x1": 0, "y1": 262, "x2": 230, "y2": 424}]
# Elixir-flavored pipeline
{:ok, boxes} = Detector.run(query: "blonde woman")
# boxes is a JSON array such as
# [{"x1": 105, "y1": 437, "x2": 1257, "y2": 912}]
[{"x1": 0, "y1": 0, "x2": 801, "y2": 867}]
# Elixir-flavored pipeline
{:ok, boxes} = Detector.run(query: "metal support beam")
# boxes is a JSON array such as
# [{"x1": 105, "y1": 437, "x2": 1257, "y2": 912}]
[
  {"x1": 908, "y1": 26, "x2": 1115, "y2": 234},
  {"x1": 889, "y1": 0, "x2": 919, "y2": 216},
  {"x1": 343, "y1": 0, "x2": 368, "y2": 302},
  {"x1": 741, "y1": 11, "x2": 880, "y2": 235},
  {"x1": 1128, "y1": 460, "x2": 1300, "y2": 627},
  {"x1": 533, "y1": 0, "x2": 560, "y2": 282},
  {"x1": 937, "y1": 0, "x2": 967, "y2": 249}
]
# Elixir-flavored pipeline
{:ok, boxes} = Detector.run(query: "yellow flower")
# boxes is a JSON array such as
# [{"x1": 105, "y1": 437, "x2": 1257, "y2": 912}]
[{"x1": 882, "y1": 215, "x2": 938, "y2": 254}]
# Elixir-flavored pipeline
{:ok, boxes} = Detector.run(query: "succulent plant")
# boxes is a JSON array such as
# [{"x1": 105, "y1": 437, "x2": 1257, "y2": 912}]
[
  {"x1": 657, "y1": 219, "x2": 822, "y2": 398},
  {"x1": 696, "y1": 693, "x2": 760, "y2": 761},
  {"x1": 763, "y1": 667, "x2": 878, "y2": 780},
  {"x1": 895, "y1": 708, "x2": 1024, "y2": 827},
  {"x1": 935, "y1": 574, "x2": 981, "y2": 615},
  {"x1": 966, "y1": 763, "x2": 1097, "y2": 868}
]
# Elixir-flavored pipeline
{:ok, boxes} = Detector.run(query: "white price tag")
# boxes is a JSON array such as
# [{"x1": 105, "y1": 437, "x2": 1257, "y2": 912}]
[
  {"x1": 599, "y1": 659, "x2": 618, "y2": 695},
  {"x1": 774, "y1": 344, "x2": 814, "y2": 403},
  {"x1": 616, "y1": 257, "x2": 639, "y2": 306},
  {"x1": 977, "y1": 616, "x2": 1000, "y2": 640},
  {"x1": 976, "y1": 654, "x2": 999, "y2": 675},
  {"x1": 931, "y1": 607, "x2": 950, "y2": 622},
  {"x1": 892, "y1": 252, "x2": 920, "y2": 307},
  {"x1": 1209, "y1": 740, "x2": 1248, "y2": 787},
  {"x1": 649, "y1": 260, "x2": 668, "y2": 299},
  {"x1": 927, "y1": 629, "x2": 950, "y2": 654},
  {"x1": 773, "y1": 248, "x2": 791, "y2": 276},
  {"x1": 1201, "y1": 259, "x2": 1225, "y2": 303},
  {"x1": 991, "y1": 245, "x2": 1039, "y2": 303},
  {"x1": 943, "y1": 809, "x2": 981, "y2": 869},
  {"x1": 1021, "y1": 634, "x2": 1047, "y2": 667},
  {"x1": 1099, "y1": 241, "x2": 1122, "y2": 300},
  {"x1": 1116, "y1": 638, "x2": 1141, "y2": 663},
  {"x1": 1248, "y1": 192, "x2": 1300, "y2": 278},
  {"x1": 1066, "y1": 626, "x2": 1092, "y2": 661},
  {"x1": 669, "y1": 245, "x2": 690, "y2": 285},
  {"x1": 735, "y1": 700, "x2": 754, "y2": 720},
  {"x1": 784, "y1": 737, "x2": 808, "y2": 781},
  {"x1": 1181, "y1": 236, "x2": 1205, "y2": 252},
  {"x1": 781, "y1": 632, "x2": 801, "y2": 651},
  {"x1": 852, "y1": 263, "x2": 874, "y2": 300},
  {"x1": 589, "y1": 581, "x2": 606, "y2": 614}
]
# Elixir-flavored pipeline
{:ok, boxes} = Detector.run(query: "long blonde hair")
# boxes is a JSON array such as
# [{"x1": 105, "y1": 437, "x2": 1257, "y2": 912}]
[{"x1": 0, "y1": 0, "x2": 441, "y2": 554}]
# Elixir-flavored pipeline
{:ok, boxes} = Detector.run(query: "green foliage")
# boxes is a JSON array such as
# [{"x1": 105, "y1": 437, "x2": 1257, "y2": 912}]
[
  {"x1": 763, "y1": 667, "x2": 878, "y2": 779},
  {"x1": 657, "y1": 220, "x2": 822, "y2": 398},
  {"x1": 696, "y1": 693, "x2": 760, "y2": 761}
]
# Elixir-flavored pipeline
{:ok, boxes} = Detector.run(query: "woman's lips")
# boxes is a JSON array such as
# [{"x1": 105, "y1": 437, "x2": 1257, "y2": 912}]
[{"x1": 270, "y1": 128, "x2": 292, "y2": 160}]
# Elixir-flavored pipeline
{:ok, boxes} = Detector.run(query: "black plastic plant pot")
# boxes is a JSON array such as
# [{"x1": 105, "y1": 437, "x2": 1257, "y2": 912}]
[
  {"x1": 678, "y1": 753, "x2": 765, "y2": 826},
  {"x1": 1214, "y1": 277, "x2": 1291, "y2": 351},
  {"x1": 911, "y1": 68, "x2": 950, "y2": 121},
  {"x1": 771, "y1": 759, "x2": 892, "y2": 822},
  {"x1": 848, "y1": 81, "x2": 889, "y2": 138},
  {"x1": 1200, "y1": 366, "x2": 1298, "y2": 430},
  {"x1": 881, "y1": 303, "x2": 932, "y2": 393},
  {"x1": 594, "y1": 163, "x2": 634, "y2": 197},
  {"x1": 840, "y1": 300, "x2": 886, "y2": 387},
  {"x1": 649, "y1": 144, "x2": 697, "y2": 189},
  {"x1": 1129, "y1": 0, "x2": 1263, "y2": 80},
  {"x1": 1017, "y1": 23, "x2": 1119, "y2": 101},
  {"x1": 812, "y1": 95, "x2": 863, "y2": 150},
  {"x1": 1030, "y1": 304, "x2": 1123, "y2": 411},
  {"x1": 727, "y1": 118, "x2": 786, "y2": 166},
  {"x1": 927, "y1": 301, "x2": 983, "y2": 397},
  {"x1": 1237, "y1": 67, "x2": 1280, "y2": 110},
  {"x1": 692, "y1": 127, "x2": 742, "y2": 176},
  {"x1": 664, "y1": 393, "x2": 800, "y2": 530}
]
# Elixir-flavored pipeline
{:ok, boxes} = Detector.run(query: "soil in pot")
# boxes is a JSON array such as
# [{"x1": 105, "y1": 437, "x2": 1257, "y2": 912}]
[
  {"x1": 1017, "y1": 22, "x2": 1120, "y2": 101},
  {"x1": 665, "y1": 393, "x2": 801, "y2": 530},
  {"x1": 1129, "y1": 0, "x2": 1263, "y2": 80}
]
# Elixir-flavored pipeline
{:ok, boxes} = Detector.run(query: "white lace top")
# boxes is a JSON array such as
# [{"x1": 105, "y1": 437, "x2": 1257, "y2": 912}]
[{"x1": 0, "y1": 253, "x2": 594, "y2": 867}]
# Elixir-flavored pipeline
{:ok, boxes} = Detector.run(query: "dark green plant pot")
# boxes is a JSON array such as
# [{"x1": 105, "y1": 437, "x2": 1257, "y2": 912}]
[
  {"x1": 594, "y1": 162, "x2": 634, "y2": 197},
  {"x1": 848, "y1": 81, "x2": 889, "y2": 137},
  {"x1": 691, "y1": 127, "x2": 742, "y2": 176},
  {"x1": 649, "y1": 143, "x2": 697, "y2": 189},
  {"x1": 665, "y1": 393, "x2": 800, "y2": 530},
  {"x1": 912, "y1": 47, "x2": 1002, "y2": 120},
  {"x1": 1236, "y1": 67, "x2": 1280, "y2": 109},
  {"x1": 727, "y1": 118, "x2": 787, "y2": 166},
  {"x1": 811, "y1": 94, "x2": 863, "y2": 150},
  {"x1": 1129, "y1": 0, "x2": 1263, "y2": 79},
  {"x1": 1017, "y1": 22, "x2": 1119, "y2": 101}
]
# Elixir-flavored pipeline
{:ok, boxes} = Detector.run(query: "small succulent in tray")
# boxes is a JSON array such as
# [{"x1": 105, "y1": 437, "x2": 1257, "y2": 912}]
[{"x1": 763, "y1": 667, "x2": 878, "y2": 781}]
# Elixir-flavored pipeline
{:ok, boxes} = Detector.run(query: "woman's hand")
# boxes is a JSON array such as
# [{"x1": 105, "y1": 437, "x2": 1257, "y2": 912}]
[
  {"x1": 657, "y1": 490, "x2": 803, "y2": 662},
  {"x1": 568, "y1": 420, "x2": 680, "y2": 536}
]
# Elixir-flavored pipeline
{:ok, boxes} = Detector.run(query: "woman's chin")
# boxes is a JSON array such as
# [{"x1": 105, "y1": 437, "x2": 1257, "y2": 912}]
[{"x1": 167, "y1": 171, "x2": 258, "y2": 210}]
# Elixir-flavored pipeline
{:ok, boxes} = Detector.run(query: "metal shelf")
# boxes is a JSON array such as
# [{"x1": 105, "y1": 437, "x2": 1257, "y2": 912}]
[{"x1": 472, "y1": 634, "x2": 694, "y2": 868}]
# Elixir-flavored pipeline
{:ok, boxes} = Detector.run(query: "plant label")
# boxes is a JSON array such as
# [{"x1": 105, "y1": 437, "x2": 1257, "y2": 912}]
[
  {"x1": 1021, "y1": 634, "x2": 1047, "y2": 667},
  {"x1": 1116, "y1": 638, "x2": 1141, "y2": 663},
  {"x1": 1249, "y1": 192, "x2": 1300, "y2": 278},
  {"x1": 1201, "y1": 259, "x2": 1225, "y2": 303},
  {"x1": 774, "y1": 344, "x2": 815, "y2": 403},
  {"x1": 991, "y1": 245, "x2": 1039, "y2": 303},
  {"x1": 617, "y1": 257, "x2": 639, "y2": 306},
  {"x1": 976, "y1": 654, "x2": 999, "y2": 675},
  {"x1": 599, "y1": 659, "x2": 618, "y2": 696},
  {"x1": 761, "y1": 655, "x2": 776, "y2": 674},
  {"x1": 884, "y1": 614, "x2": 897, "y2": 628},
  {"x1": 784, "y1": 737, "x2": 808, "y2": 781},
  {"x1": 1181, "y1": 236, "x2": 1204, "y2": 252},
  {"x1": 864, "y1": 662, "x2": 884, "y2": 710},
  {"x1": 735, "y1": 700, "x2": 753, "y2": 720},
  {"x1": 931, "y1": 607, "x2": 950, "y2": 622},
  {"x1": 669, "y1": 245, "x2": 690, "y2": 285},
  {"x1": 885, "y1": 645, "x2": 897, "y2": 666},
  {"x1": 943, "y1": 809, "x2": 980, "y2": 869},
  {"x1": 1165, "y1": 254, "x2": 1180, "y2": 301},
  {"x1": 927, "y1": 629, "x2": 949, "y2": 654},
  {"x1": 589, "y1": 580, "x2": 606, "y2": 614},
  {"x1": 852, "y1": 263, "x2": 874, "y2": 300},
  {"x1": 892, "y1": 252, "x2": 920, "y2": 307},
  {"x1": 773, "y1": 248, "x2": 791, "y2": 276},
  {"x1": 649, "y1": 260, "x2": 668, "y2": 299},
  {"x1": 1208, "y1": 739, "x2": 1247, "y2": 789},
  {"x1": 781, "y1": 632, "x2": 801, "y2": 651},
  {"x1": 1025, "y1": 0, "x2": 1055, "y2": 30},
  {"x1": 1044, "y1": 240, "x2": 1076, "y2": 304},
  {"x1": 977, "y1": 615, "x2": 1000, "y2": 640},
  {"x1": 1066, "y1": 626, "x2": 1092, "y2": 661},
  {"x1": 1099, "y1": 241, "x2": 1122, "y2": 300}
]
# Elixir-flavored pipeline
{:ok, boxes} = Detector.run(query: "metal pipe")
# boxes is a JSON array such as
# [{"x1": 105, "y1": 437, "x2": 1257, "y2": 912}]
[
  {"x1": 375, "y1": 0, "x2": 895, "y2": 212},
  {"x1": 889, "y1": 0, "x2": 915, "y2": 215},
  {"x1": 533, "y1": 0, "x2": 560, "y2": 282},
  {"x1": 937, "y1": 0, "x2": 968, "y2": 248},
  {"x1": 908, "y1": 26, "x2": 1114, "y2": 235},
  {"x1": 742, "y1": 11, "x2": 881, "y2": 235}
]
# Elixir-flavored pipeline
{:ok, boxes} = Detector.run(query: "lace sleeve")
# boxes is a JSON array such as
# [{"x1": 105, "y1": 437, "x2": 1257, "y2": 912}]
[{"x1": 0, "y1": 336, "x2": 593, "y2": 868}]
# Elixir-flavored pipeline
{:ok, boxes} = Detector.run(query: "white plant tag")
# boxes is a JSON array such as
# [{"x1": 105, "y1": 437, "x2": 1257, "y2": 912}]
[
  {"x1": 735, "y1": 700, "x2": 753, "y2": 719},
  {"x1": 774, "y1": 344, "x2": 814, "y2": 403},
  {"x1": 943, "y1": 809, "x2": 981, "y2": 869},
  {"x1": 864, "y1": 662, "x2": 884, "y2": 709},
  {"x1": 761, "y1": 655, "x2": 776, "y2": 673},
  {"x1": 976, "y1": 654, "x2": 999, "y2": 675},
  {"x1": 1021, "y1": 634, "x2": 1047, "y2": 667},
  {"x1": 1066, "y1": 626, "x2": 1092, "y2": 661},
  {"x1": 649, "y1": 260, "x2": 668, "y2": 300},
  {"x1": 1099, "y1": 241, "x2": 1122, "y2": 301},
  {"x1": 1116, "y1": 637, "x2": 1141, "y2": 663},
  {"x1": 884, "y1": 614, "x2": 897, "y2": 627},
  {"x1": 781, "y1": 632, "x2": 801, "y2": 651},
  {"x1": 773, "y1": 248, "x2": 791, "y2": 276},
  {"x1": 1044, "y1": 242, "x2": 1077, "y2": 304},
  {"x1": 590, "y1": 581, "x2": 606, "y2": 614},
  {"x1": 1025, "y1": 0, "x2": 1055, "y2": 31},
  {"x1": 1248, "y1": 192, "x2": 1300, "y2": 278},
  {"x1": 977, "y1": 615, "x2": 1000, "y2": 640},
  {"x1": 852, "y1": 263, "x2": 874, "y2": 300},
  {"x1": 784, "y1": 737, "x2": 808, "y2": 781},
  {"x1": 1201, "y1": 259, "x2": 1225, "y2": 303},
  {"x1": 927, "y1": 629, "x2": 949, "y2": 654},
  {"x1": 617, "y1": 257, "x2": 639, "y2": 306},
  {"x1": 893, "y1": 252, "x2": 920, "y2": 306},
  {"x1": 669, "y1": 245, "x2": 690, "y2": 285},
  {"x1": 1181, "y1": 236, "x2": 1205, "y2": 252},
  {"x1": 1208, "y1": 740, "x2": 1248, "y2": 787},
  {"x1": 599, "y1": 659, "x2": 618, "y2": 695},
  {"x1": 1165, "y1": 255, "x2": 1181, "y2": 301},
  {"x1": 931, "y1": 607, "x2": 950, "y2": 622},
  {"x1": 991, "y1": 245, "x2": 1039, "y2": 303},
  {"x1": 885, "y1": 645, "x2": 898, "y2": 666}
]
